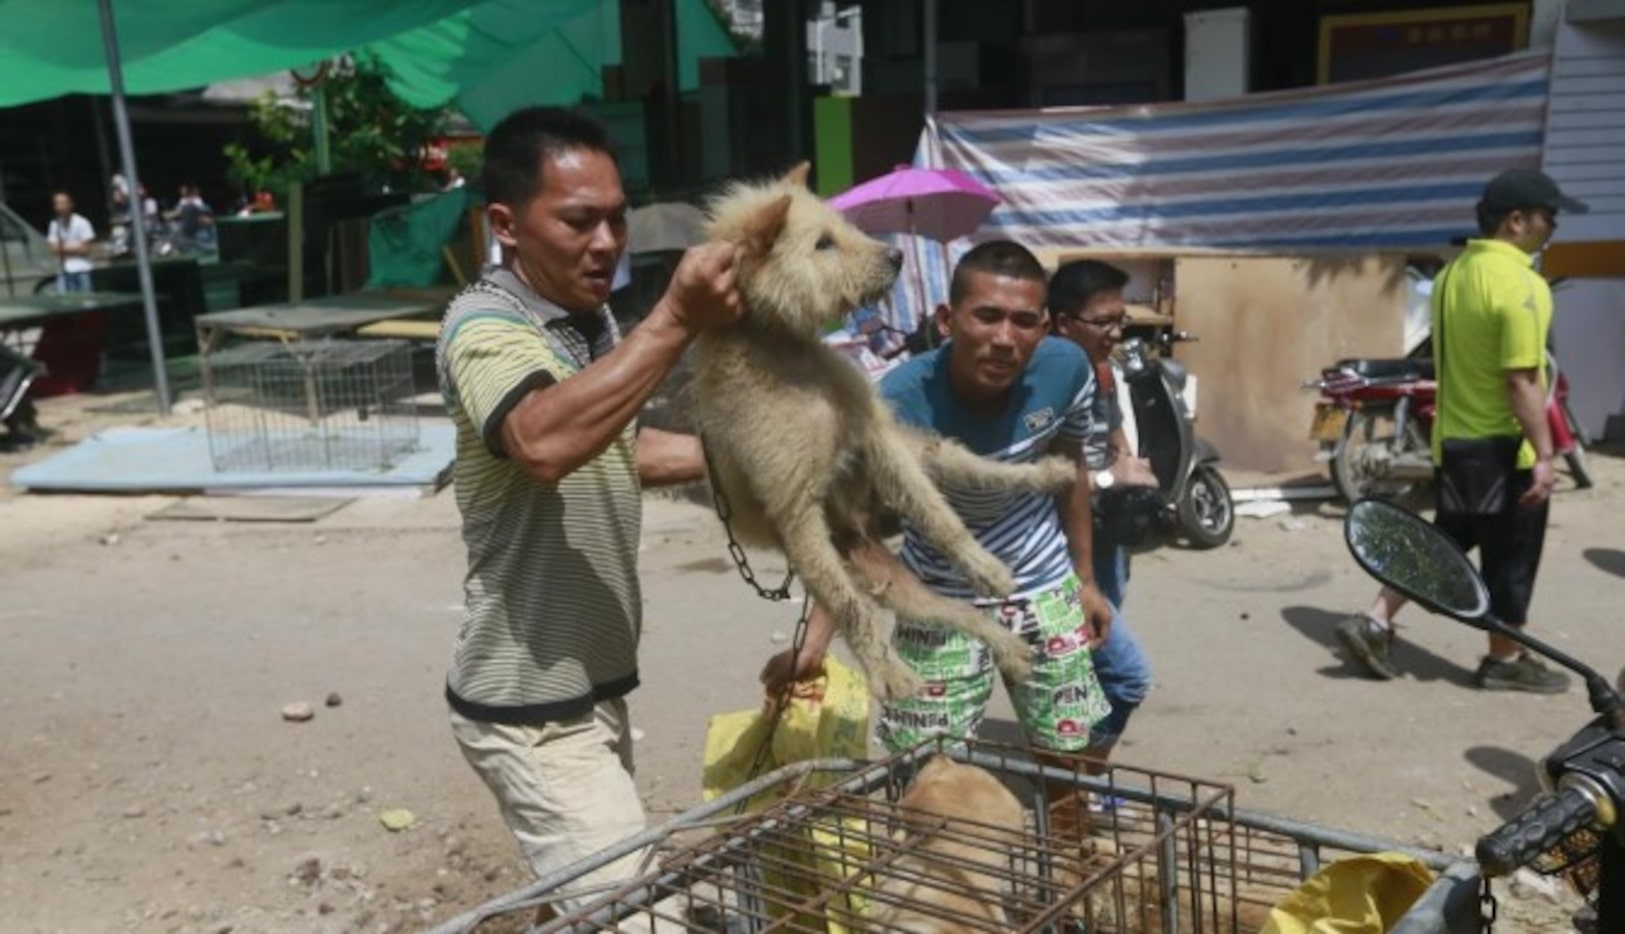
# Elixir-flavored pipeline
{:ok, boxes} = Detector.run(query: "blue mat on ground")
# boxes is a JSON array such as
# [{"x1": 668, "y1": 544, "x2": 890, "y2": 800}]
[{"x1": 11, "y1": 424, "x2": 455, "y2": 493}]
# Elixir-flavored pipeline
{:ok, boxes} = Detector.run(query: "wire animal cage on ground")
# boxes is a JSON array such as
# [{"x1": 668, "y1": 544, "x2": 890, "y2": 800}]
[
  {"x1": 429, "y1": 738, "x2": 1479, "y2": 934},
  {"x1": 202, "y1": 339, "x2": 420, "y2": 473}
]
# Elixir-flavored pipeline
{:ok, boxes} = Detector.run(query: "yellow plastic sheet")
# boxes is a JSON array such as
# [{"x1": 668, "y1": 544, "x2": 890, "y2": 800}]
[
  {"x1": 701, "y1": 656, "x2": 871, "y2": 934},
  {"x1": 1261, "y1": 852, "x2": 1436, "y2": 934}
]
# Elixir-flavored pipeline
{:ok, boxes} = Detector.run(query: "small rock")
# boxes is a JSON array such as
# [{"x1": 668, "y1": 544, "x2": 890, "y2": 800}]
[
  {"x1": 1277, "y1": 517, "x2": 1309, "y2": 533},
  {"x1": 1466, "y1": 805, "x2": 1479, "y2": 818},
  {"x1": 32, "y1": 771, "x2": 51, "y2": 784},
  {"x1": 1510, "y1": 867, "x2": 1562, "y2": 902},
  {"x1": 324, "y1": 692, "x2": 343, "y2": 708},
  {"x1": 416, "y1": 898, "x2": 438, "y2": 911},
  {"x1": 769, "y1": 631, "x2": 789, "y2": 644},
  {"x1": 323, "y1": 803, "x2": 345, "y2": 820},
  {"x1": 206, "y1": 830, "x2": 227, "y2": 847},
  {"x1": 291, "y1": 856, "x2": 323, "y2": 886},
  {"x1": 318, "y1": 902, "x2": 335, "y2": 916},
  {"x1": 442, "y1": 835, "x2": 465, "y2": 857},
  {"x1": 631, "y1": 727, "x2": 646, "y2": 743},
  {"x1": 313, "y1": 534, "x2": 328, "y2": 546},
  {"x1": 281, "y1": 702, "x2": 315, "y2": 723},
  {"x1": 122, "y1": 805, "x2": 146, "y2": 819},
  {"x1": 1239, "y1": 612, "x2": 1251, "y2": 621},
  {"x1": 285, "y1": 802, "x2": 303, "y2": 817},
  {"x1": 100, "y1": 532, "x2": 121, "y2": 546},
  {"x1": 354, "y1": 787, "x2": 373, "y2": 805},
  {"x1": 379, "y1": 809, "x2": 417, "y2": 832}
]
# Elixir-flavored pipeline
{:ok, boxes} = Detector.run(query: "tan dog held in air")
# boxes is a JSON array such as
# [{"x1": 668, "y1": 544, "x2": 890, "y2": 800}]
[
  {"x1": 868, "y1": 756, "x2": 1027, "y2": 933},
  {"x1": 692, "y1": 164, "x2": 1076, "y2": 699}
]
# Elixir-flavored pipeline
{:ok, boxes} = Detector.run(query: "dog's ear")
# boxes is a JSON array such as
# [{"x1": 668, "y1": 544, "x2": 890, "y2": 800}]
[
  {"x1": 780, "y1": 161, "x2": 811, "y2": 189},
  {"x1": 739, "y1": 193, "x2": 793, "y2": 257}
]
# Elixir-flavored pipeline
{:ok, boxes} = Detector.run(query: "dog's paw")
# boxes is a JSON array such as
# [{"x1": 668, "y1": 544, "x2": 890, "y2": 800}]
[
  {"x1": 1031, "y1": 456, "x2": 1079, "y2": 491},
  {"x1": 870, "y1": 657, "x2": 925, "y2": 701},
  {"x1": 988, "y1": 630, "x2": 1035, "y2": 683},
  {"x1": 962, "y1": 550, "x2": 1015, "y2": 598}
]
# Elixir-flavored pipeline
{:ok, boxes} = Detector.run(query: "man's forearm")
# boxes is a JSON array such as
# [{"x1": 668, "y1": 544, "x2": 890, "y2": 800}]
[
  {"x1": 1506, "y1": 369, "x2": 1554, "y2": 461},
  {"x1": 636, "y1": 427, "x2": 706, "y2": 487},
  {"x1": 1060, "y1": 458, "x2": 1096, "y2": 584},
  {"x1": 503, "y1": 302, "x2": 693, "y2": 482}
]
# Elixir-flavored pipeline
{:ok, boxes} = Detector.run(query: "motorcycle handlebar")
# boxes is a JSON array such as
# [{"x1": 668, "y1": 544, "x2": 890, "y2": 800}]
[{"x1": 1475, "y1": 783, "x2": 1599, "y2": 877}]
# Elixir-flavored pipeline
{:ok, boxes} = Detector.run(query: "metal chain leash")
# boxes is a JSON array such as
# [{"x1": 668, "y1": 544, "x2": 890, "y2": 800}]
[
  {"x1": 1479, "y1": 875, "x2": 1498, "y2": 934},
  {"x1": 695, "y1": 439, "x2": 817, "y2": 809},
  {"x1": 733, "y1": 592, "x2": 815, "y2": 814},
  {"x1": 700, "y1": 440, "x2": 796, "y2": 601}
]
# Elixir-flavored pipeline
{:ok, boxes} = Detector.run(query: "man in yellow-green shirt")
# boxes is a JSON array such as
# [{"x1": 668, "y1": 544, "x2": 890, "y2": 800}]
[{"x1": 1337, "y1": 168, "x2": 1587, "y2": 694}]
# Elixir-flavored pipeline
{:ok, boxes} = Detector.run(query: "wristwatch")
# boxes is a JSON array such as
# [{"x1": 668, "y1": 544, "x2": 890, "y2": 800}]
[{"x1": 1092, "y1": 469, "x2": 1115, "y2": 491}]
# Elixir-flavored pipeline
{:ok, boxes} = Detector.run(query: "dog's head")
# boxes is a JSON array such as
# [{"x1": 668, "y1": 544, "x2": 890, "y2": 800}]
[{"x1": 707, "y1": 163, "x2": 903, "y2": 340}]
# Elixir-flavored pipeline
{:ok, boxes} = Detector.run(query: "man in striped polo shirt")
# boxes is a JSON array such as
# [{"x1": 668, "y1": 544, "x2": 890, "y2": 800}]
[
  {"x1": 436, "y1": 107, "x2": 740, "y2": 909},
  {"x1": 764, "y1": 241, "x2": 1115, "y2": 791}
]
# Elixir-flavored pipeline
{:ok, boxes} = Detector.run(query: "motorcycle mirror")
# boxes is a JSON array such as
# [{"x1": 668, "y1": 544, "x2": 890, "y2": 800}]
[
  {"x1": 1343, "y1": 499, "x2": 1491, "y2": 627},
  {"x1": 1347, "y1": 501, "x2": 1625, "y2": 726}
]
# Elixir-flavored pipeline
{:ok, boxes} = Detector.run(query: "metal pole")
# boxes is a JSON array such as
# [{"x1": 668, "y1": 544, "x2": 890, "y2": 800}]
[
  {"x1": 95, "y1": 0, "x2": 171, "y2": 414},
  {"x1": 311, "y1": 82, "x2": 333, "y2": 176},
  {"x1": 923, "y1": 0, "x2": 938, "y2": 115}
]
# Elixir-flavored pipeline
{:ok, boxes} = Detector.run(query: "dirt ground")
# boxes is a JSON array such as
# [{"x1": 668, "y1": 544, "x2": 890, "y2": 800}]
[{"x1": 2, "y1": 391, "x2": 1619, "y2": 933}]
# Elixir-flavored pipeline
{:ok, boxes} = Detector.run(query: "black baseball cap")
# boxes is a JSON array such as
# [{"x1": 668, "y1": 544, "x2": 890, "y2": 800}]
[{"x1": 1480, "y1": 168, "x2": 1589, "y2": 215}]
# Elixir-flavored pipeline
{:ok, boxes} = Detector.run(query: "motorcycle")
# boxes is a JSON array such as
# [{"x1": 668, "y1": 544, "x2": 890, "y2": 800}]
[
  {"x1": 1119, "y1": 331, "x2": 1234, "y2": 549},
  {"x1": 1, "y1": 341, "x2": 44, "y2": 446},
  {"x1": 1344, "y1": 498, "x2": 1622, "y2": 933},
  {"x1": 1307, "y1": 347, "x2": 1593, "y2": 505}
]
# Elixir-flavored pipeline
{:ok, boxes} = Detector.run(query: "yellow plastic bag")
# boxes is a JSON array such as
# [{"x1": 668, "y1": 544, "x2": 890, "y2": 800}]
[
  {"x1": 701, "y1": 656, "x2": 872, "y2": 934},
  {"x1": 1261, "y1": 852, "x2": 1435, "y2": 934}
]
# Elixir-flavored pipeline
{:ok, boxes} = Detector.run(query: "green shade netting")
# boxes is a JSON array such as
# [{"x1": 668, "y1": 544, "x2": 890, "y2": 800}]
[
  {"x1": 369, "y1": 0, "x2": 739, "y2": 131},
  {"x1": 0, "y1": 0, "x2": 739, "y2": 131},
  {"x1": 0, "y1": 0, "x2": 479, "y2": 107},
  {"x1": 364, "y1": 186, "x2": 475, "y2": 288}
]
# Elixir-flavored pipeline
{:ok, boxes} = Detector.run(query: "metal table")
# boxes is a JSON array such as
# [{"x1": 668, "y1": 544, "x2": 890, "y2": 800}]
[
  {"x1": 193, "y1": 290, "x2": 448, "y2": 355},
  {"x1": 0, "y1": 291, "x2": 144, "y2": 329},
  {"x1": 0, "y1": 291, "x2": 145, "y2": 394}
]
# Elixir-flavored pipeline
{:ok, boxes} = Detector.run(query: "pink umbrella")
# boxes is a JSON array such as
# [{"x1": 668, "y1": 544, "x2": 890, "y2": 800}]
[{"x1": 828, "y1": 165, "x2": 1001, "y2": 241}]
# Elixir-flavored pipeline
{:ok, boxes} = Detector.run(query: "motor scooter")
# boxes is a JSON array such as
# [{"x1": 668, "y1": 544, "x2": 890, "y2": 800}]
[
  {"x1": 1119, "y1": 331, "x2": 1233, "y2": 549},
  {"x1": 1307, "y1": 347, "x2": 1592, "y2": 505},
  {"x1": 1345, "y1": 498, "x2": 1622, "y2": 933},
  {"x1": 1, "y1": 341, "x2": 43, "y2": 446}
]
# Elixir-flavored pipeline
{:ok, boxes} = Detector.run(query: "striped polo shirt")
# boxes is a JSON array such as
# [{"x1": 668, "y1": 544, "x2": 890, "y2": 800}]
[
  {"x1": 435, "y1": 268, "x2": 641, "y2": 725},
  {"x1": 880, "y1": 338, "x2": 1095, "y2": 600}
]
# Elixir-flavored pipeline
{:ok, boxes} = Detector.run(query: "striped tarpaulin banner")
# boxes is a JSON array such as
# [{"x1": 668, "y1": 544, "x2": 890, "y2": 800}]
[{"x1": 877, "y1": 51, "x2": 1552, "y2": 335}]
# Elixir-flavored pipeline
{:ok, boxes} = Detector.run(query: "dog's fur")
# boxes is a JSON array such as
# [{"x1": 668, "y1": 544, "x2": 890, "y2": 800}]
[
  {"x1": 868, "y1": 756, "x2": 1027, "y2": 933},
  {"x1": 692, "y1": 164, "x2": 1076, "y2": 698}
]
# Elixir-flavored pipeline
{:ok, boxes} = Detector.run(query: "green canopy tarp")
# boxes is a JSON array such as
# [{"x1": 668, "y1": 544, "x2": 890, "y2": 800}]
[
  {"x1": 0, "y1": 0, "x2": 479, "y2": 107},
  {"x1": 0, "y1": 0, "x2": 740, "y2": 126},
  {"x1": 356, "y1": 0, "x2": 740, "y2": 130}
]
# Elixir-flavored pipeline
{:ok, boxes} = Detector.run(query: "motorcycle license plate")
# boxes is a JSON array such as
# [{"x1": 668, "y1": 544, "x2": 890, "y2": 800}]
[{"x1": 1308, "y1": 404, "x2": 1350, "y2": 442}]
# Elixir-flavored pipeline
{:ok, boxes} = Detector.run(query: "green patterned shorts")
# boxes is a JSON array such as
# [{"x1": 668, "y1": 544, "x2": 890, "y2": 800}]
[{"x1": 878, "y1": 573, "x2": 1110, "y2": 753}]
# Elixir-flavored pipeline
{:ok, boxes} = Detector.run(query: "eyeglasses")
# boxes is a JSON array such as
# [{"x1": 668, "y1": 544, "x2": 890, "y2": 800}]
[{"x1": 1068, "y1": 314, "x2": 1126, "y2": 331}]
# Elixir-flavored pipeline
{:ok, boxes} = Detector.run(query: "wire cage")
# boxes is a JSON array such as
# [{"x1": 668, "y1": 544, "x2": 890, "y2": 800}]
[
  {"x1": 202, "y1": 338, "x2": 420, "y2": 473},
  {"x1": 441, "y1": 738, "x2": 1471, "y2": 934}
]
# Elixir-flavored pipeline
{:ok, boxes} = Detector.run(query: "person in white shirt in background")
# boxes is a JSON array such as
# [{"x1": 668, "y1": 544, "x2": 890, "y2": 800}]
[{"x1": 47, "y1": 192, "x2": 95, "y2": 293}]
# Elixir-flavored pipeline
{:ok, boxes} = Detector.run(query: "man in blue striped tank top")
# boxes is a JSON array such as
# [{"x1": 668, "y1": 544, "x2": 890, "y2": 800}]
[{"x1": 764, "y1": 242, "x2": 1115, "y2": 796}]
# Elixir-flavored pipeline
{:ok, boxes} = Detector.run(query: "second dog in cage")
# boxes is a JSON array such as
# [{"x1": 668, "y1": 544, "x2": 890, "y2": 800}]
[{"x1": 868, "y1": 756, "x2": 1027, "y2": 933}]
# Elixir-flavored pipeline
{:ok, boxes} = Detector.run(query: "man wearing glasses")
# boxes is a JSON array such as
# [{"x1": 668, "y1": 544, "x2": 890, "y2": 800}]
[{"x1": 1050, "y1": 260, "x2": 1160, "y2": 778}]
